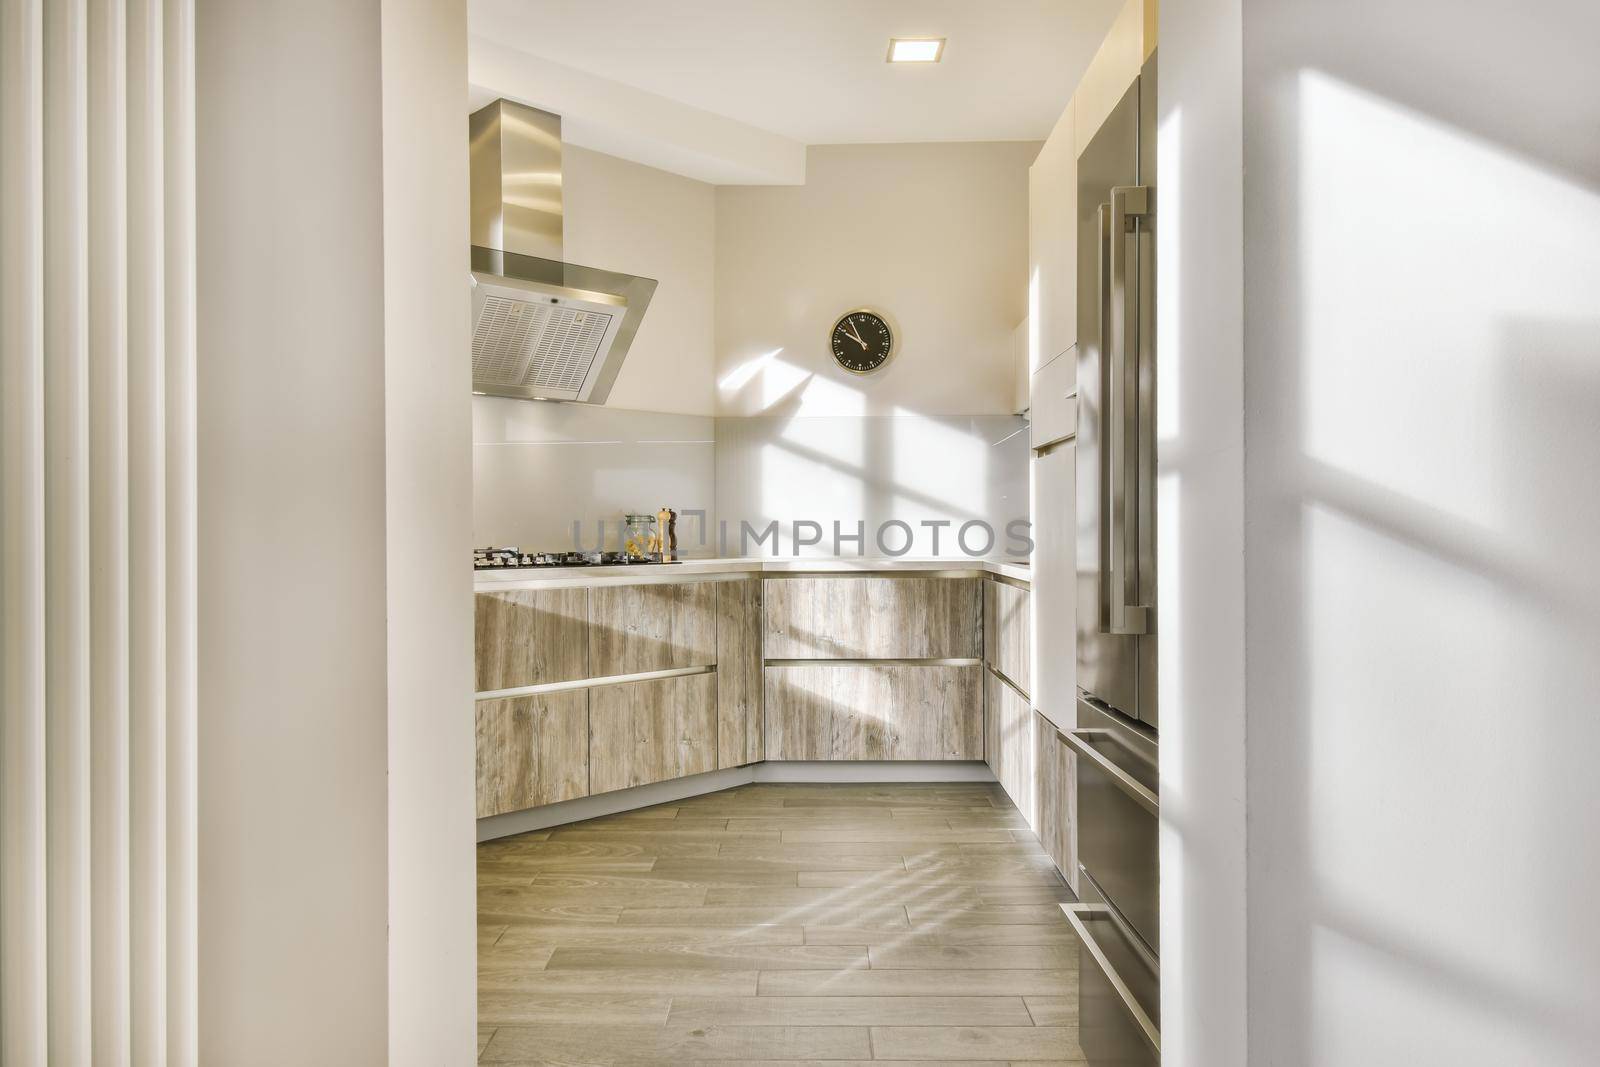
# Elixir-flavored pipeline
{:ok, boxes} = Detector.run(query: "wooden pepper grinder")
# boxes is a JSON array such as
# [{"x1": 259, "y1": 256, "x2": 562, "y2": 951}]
[{"x1": 657, "y1": 507, "x2": 677, "y2": 562}]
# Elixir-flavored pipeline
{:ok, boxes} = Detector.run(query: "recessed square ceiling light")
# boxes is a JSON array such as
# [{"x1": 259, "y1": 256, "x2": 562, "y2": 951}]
[{"x1": 887, "y1": 37, "x2": 945, "y2": 63}]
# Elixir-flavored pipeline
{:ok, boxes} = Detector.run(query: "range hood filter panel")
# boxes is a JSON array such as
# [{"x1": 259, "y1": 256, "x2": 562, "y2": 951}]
[{"x1": 470, "y1": 275, "x2": 627, "y2": 402}]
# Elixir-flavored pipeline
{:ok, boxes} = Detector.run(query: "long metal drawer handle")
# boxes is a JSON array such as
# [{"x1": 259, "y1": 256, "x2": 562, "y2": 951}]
[
  {"x1": 1061, "y1": 903, "x2": 1161, "y2": 1057},
  {"x1": 1059, "y1": 728, "x2": 1158, "y2": 816}
]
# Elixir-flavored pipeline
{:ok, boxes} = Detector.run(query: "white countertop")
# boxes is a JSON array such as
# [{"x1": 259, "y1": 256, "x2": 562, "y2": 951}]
[{"x1": 473, "y1": 556, "x2": 1031, "y2": 590}]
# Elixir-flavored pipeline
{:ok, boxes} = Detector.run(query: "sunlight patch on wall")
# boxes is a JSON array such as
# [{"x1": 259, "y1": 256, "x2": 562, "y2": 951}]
[{"x1": 1297, "y1": 69, "x2": 1600, "y2": 532}]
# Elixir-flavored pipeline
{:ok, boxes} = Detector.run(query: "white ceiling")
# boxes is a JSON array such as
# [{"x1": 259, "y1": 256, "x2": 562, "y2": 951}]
[{"x1": 468, "y1": 0, "x2": 1123, "y2": 148}]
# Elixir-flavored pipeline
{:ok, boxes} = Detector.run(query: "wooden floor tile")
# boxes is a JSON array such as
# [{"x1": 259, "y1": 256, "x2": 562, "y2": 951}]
[
  {"x1": 756, "y1": 968, "x2": 1077, "y2": 998},
  {"x1": 544, "y1": 943, "x2": 870, "y2": 971},
  {"x1": 667, "y1": 995, "x2": 1033, "y2": 1027},
  {"x1": 868, "y1": 1025, "x2": 1084, "y2": 1061},
  {"x1": 477, "y1": 992, "x2": 672, "y2": 1026},
  {"x1": 869, "y1": 945, "x2": 1079, "y2": 970},
  {"x1": 479, "y1": 1023, "x2": 872, "y2": 1062}
]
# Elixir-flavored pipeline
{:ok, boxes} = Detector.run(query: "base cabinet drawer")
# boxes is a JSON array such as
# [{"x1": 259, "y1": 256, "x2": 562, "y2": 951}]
[
  {"x1": 765, "y1": 664, "x2": 982, "y2": 761},
  {"x1": 474, "y1": 691, "x2": 590, "y2": 817},
  {"x1": 764, "y1": 577, "x2": 982, "y2": 659},
  {"x1": 590, "y1": 582, "x2": 717, "y2": 676},
  {"x1": 474, "y1": 588, "x2": 590, "y2": 692},
  {"x1": 1064, "y1": 900, "x2": 1160, "y2": 1067},
  {"x1": 589, "y1": 672, "x2": 718, "y2": 794}
]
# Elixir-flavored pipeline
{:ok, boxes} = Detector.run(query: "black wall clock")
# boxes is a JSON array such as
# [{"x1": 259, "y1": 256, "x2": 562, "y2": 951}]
[{"x1": 830, "y1": 308, "x2": 895, "y2": 374}]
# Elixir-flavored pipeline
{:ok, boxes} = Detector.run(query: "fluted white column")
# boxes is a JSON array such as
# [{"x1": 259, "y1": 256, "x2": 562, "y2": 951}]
[
  {"x1": 1, "y1": 0, "x2": 196, "y2": 1062},
  {"x1": 163, "y1": 0, "x2": 198, "y2": 1060},
  {"x1": 127, "y1": 0, "x2": 168, "y2": 1062},
  {"x1": 2, "y1": 0, "x2": 50, "y2": 1061},
  {"x1": 44, "y1": 0, "x2": 94, "y2": 1061},
  {"x1": 88, "y1": 0, "x2": 134, "y2": 1059}
]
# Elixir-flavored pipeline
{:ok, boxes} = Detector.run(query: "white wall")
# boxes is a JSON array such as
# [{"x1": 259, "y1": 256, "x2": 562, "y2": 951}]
[
  {"x1": 197, "y1": 0, "x2": 389, "y2": 1060},
  {"x1": 198, "y1": 0, "x2": 476, "y2": 1061},
  {"x1": 379, "y1": 0, "x2": 476, "y2": 1062},
  {"x1": 715, "y1": 142, "x2": 1036, "y2": 419},
  {"x1": 1155, "y1": 0, "x2": 1250, "y2": 1063},
  {"x1": 479, "y1": 140, "x2": 1035, "y2": 556},
  {"x1": 563, "y1": 144, "x2": 716, "y2": 416},
  {"x1": 1238, "y1": 1, "x2": 1600, "y2": 1064}
]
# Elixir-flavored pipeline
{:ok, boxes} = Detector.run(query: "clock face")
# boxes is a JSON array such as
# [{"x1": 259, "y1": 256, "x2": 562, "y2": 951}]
[{"x1": 830, "y1": 309, "x2": 894, "y2": 374}]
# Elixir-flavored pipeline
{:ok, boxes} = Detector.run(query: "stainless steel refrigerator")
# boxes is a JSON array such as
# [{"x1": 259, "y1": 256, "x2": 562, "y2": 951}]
[{"x1": 1065, "y1": 51, "x2": 1162, "y2": 1067}]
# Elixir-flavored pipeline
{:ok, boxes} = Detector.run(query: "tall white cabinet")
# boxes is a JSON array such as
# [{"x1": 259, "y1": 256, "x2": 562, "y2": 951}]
[{"x1": 1021, "y1": 0, "x2": 1158, "y2": 895}]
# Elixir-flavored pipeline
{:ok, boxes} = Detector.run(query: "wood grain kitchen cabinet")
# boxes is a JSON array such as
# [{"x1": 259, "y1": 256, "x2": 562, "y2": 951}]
[
  {"x1": 716, "y1": 578, "x2": 763, "y2": 769},
  {"x1": 1034, "y1": 711, "x2": 1078, "y2": 893},
  {"x1": 474, "y1": 691, "x2": 589, "y2": 817},
  {"x1": 474, "y1": 588, "x2": 590, "y2": 692},
  {"x1": 589, "y1": 672, "x2": 718, "y2": 794},
  {"x1": 985, "y1": 669, "x2": 1037, "y2": 823},
  {"x1": 589, "y1": 581, "x2": 717, "y2": 677},
  {"x1": 763, "y1": 577, "x2": 981, "y2": 660},
  {"x1": 984, "y1": 580, "x2": 1032, "y2": 698},
  {"x1": 764, "y1": 664, "x2": 982, "y2": 761}
]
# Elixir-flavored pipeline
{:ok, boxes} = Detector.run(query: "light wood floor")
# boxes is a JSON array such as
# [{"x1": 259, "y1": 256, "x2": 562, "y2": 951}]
[{"x1": 477, "y1": 781, "x2": 1083, "y2": 1064}]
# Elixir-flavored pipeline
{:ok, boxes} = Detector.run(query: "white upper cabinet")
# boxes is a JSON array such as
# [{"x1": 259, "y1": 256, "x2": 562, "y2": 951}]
[
  {"x1": 1025, "y1": 0, "x2": 1156, "y2": 417},
  {"x1": 1029, "y1": 351, "x2": 1077, "y2": 451},
  {"x1": 1027, "y1": 108, "x2": 1077, "y2": 380}
]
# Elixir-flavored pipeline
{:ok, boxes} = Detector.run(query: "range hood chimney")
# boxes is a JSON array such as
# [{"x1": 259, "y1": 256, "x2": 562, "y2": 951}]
[{"x1": 469, "y1": 99, "x2": 657, "y2": 404}]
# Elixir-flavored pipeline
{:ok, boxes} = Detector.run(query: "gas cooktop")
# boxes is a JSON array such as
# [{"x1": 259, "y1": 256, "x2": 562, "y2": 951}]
[{"x1": 473, "y1": 548, "x2": 679, "y2": 570}]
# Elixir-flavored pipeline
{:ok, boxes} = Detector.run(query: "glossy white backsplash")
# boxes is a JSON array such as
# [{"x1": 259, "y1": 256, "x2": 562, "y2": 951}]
[
  {"x1": 473, "y1": 397, "x2": 717, "y2": 553},
  {"x1": 474, "y1": 400, "x2": 1030, "y2": 560},
  {"x1": 713, "y1": 414, "x2": 1030, "y2": 559}
]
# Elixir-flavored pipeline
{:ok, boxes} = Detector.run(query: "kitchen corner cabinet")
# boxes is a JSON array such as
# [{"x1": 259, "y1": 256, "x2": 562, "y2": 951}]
[
  {"x1": 716, "y1": 578, "x2": 763, "y2": 769},
  {"x1": 589, "y1": 672, "x2": 718, "y2": 794}
]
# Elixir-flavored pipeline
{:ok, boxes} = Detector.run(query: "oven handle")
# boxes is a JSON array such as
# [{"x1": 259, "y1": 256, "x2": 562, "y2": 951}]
[
  {"x1": 1060, "y1": 728, "x2": 1158, "y2": 816},
  {"x1": 1061, "y1": 903, "x2": 1161, "y2": 1058}
]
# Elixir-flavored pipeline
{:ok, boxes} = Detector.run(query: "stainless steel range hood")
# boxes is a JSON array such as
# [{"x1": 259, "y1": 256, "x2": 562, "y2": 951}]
[{"x1": 469, "y1": 99, "x2": 657, "y2": 404}]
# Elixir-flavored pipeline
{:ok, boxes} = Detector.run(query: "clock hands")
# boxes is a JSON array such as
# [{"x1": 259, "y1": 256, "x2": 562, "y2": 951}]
[{"x1": 843, "y1": 319, "x2": 868, "y2": 349}]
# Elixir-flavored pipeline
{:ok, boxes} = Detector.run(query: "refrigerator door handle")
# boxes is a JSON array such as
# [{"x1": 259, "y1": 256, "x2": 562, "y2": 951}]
[
  {"x1": 1061, "y1": 903, "x2": 1162, "y2": 1058},
  {"x1": 1060, "y1": 728, "x2": 1159, "y2": 816},
  {"x1": 1096, "y1": 202, "x2": 1114, "y2": 633},
  {"x1": 1108, "y1": 185, "x2": 1150, "y2": 635}
]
